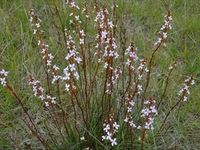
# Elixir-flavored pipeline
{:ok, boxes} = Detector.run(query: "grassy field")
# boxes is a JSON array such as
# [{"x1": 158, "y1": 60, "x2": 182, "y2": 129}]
[{"x1": 0, "y1": 0, "x2": 200, "y2": 149}]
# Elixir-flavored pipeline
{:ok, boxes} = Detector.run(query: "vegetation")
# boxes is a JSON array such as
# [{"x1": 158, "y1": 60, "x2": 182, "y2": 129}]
[{"x1": 0, "y1": 0, "x2": 199, "y2": 149}]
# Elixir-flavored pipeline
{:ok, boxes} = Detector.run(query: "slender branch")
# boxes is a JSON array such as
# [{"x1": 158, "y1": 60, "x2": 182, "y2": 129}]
[{"x1": 6, "y1": 84, "x2": 50, "y2": 149}]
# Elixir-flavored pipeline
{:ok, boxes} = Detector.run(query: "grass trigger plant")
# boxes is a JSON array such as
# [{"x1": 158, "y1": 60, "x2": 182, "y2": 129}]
[{"x1": 0, "y1": 1, "x2": 197, "y2": 149}]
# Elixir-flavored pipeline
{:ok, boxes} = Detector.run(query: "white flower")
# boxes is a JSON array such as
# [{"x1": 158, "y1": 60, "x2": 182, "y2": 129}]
[
  {"x1": 53, "y1": 65, "x2": 59, "y2": 70},
  {"x1": 75, "y1": 57, "x2": 82, "y2": 64},
  {"x1": 51, "y1": 99, "x2": 56, "y2": 104},
  {"x1": 101, "y1": 31, "x2": 107, "y2": 39},
  {"x1": 112, "y1": 42, "x2": 117, "y2": 49},
  {"x1": 0, "y1": 78, "x2": 7, "y2": 86},
  {"x1": 0, "y1": 69, "x2": 9, "y2": 76},
  {"x1": 191, "y1": 80, "x2": 195, "y2": 85},
  {"x1": 113, "y1": 122, "x2": 120, "y2": 130},
  {"x1": 45, "y1": 101, "x2": 49, "y2": 107},
  {"x1": 80, "y1": 38, "x2": 84, "y2": 45},
  {"x1": 80, "y1": 136, "x2": 85, "y2": 141},
  {"x1": 39, "y1": 95, "x2": 45, "y2": 101},
  {"x1": 124, "y1": 117, "x2": 128, "y2": 122},
  {"x1": 75, "y1": 15, "x2": 80, "y2": 21},
  {"x1": 163, "y1": 32, "x2": 167, "y2": 39},
  {"x1": 104, "y1": 62, "x2": 108, "y2": 69},
  {"x1": 74, "y1": 72, "x2": 79, "y2": 80},
  {"x1": 183, "y1": 96, "x2": 188, "y2": 102},
  {"x1": 65, "y1": 84, "x2": 70, "y2": 91},
  {"x1": 137, "y1": 85, "x2": 142, "y2": 91},
  {"x1": 127, "y1": 107, "x2": 132, "y2": 112},
  {"x1": 111, "y1": 138, "x2": 117, "y2": 146},
  {"x1": 108, "y1": 21, "x2": 114, "y2": 28},
  {"x1": 47, "y1": 60, "x2": 51, "y2": 66},
  {"x1": 48, "y1": 53, "x2": 54, "y2": 59},
  {"x1": 114, "y1": 52, "x2": 119, "y2": 58},
  {"x1": 33, "y1": 29, "x2": 37, "y2": 34},
  {"x1": 169, "y1": 65, "x2": 173, "y2": 70},
  {"x1": 103, "y1": 124, "x2": 110, "y2": 132},
  {"x1": 168, "y1": 16, "x2": 172, "y2": 21},
  {"x1": 69, "y1": 64, "x2": 76, "y2": 71},
  {"x1": 145, "y1": 68, "x2": 149, "y2": 73},
  {"x1": 80, "y1": 30, "x2": 85, "y2": 36},
  {"x1": 129, "y1": 120, "x2": 136, "y2": 128},
  {"x1": 102, "y1": 135, "x2": 106, "y2": 141},
  {"x1": 129, "y1": 100, "x2": 135, "y2": 106},
  {"x1": 63, "y1": 72, "x2": 70, "y2": 81},
  {"x1": 69, "y1": 20, "x2": 73, "y2": 24},
  {"x1": 35, "y1": 23, "x2": 40, "y2": 28}
]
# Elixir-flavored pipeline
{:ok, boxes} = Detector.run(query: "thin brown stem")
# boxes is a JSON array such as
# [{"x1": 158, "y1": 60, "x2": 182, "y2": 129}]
[
  {"x1": 142, "y1": 42, "x2": 162, "y2": 108},
  {"x1": 141, "y1": 129, "x2": 147, "y2": 150},
  {"x1": 158, "y1": 94, "x2": 184, "y2": 132},
  {"x1": 157, "y1": 69, "x2": 173, "y2": 109},
  {"x1": 6, "y1": 84, "x2": 50, "y2": 149}
]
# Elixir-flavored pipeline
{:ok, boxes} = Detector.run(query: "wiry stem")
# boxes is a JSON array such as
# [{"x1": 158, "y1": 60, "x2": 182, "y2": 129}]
[
  {"x1": 141, "y1": 129, "x2": 147, "y2": 150},
  {"x1": 142, "y1": 42, "x2": 162, "y2": 108},
  {"x1": 6, "y1": 84, "x2": 50, "y2": 149},
  {"x1": 157, "y1": 62, "x2": 176, "y2": 109},
  {"x1": 158, "y1": 95, "x2": 183, "y2": 132}
]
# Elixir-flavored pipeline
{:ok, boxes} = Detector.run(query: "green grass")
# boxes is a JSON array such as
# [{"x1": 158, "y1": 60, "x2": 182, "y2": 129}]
[{"x1": 0, "y1": 0, "x2": 200, "y2": 149}]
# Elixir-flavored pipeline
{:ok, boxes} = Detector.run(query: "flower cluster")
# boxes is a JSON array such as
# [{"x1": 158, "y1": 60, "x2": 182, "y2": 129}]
[
  {"x1": 168, "y1": 61, "x2": 177, "y2": 70},
  {"x1": 136, "y1": 59, "x2": 148, "y2": 95},
  {"x1": 95, "y1": 7, "x2": 120, "y2": 95},
  {"x1": 66, "y1": 0, "x2": 80, "y2": 10},
  {"x1": 68, "y1": 8, "x2": 81, "y2": 25},
  {"x1": 124, "y1": 43, "x2": 148, "y2": 95},
  {"x1": 29, "y1": 75, "x2": 56, "y2": 107},
  {"x1": 45, "y1": 95, "x2": 56, "y2": 107},
  {"x1": 124, "y1": 95, "x2": 137, "y2": 128},
  {"x1": 28, "y1": 76, "x2": 45, "y2": 100},
  {"x1": 154, "y1": 12, "x2": 172, "y2": 46},
  {"x1": 29, "y1": 9, "x2": 42, "y2": 36},
  {"x1": 95, "y1": 7, "x2": 118, "y2": 57},
  {"x1": 82, "y1": 3, "x2": 89, "y2": 19},
  {"x1": 141, "y1": 98, "x2": 158, "y2": 130},
  {"x1": 105, "y1": 67, "x2": 122, "y2": 94},
  {"x1": 51, "y1": 65, "x2": 62, "y2": 84},
  {"x1": 102, "y1": 115, "x2": 119, "y2": 146},
  {"x1": 94, "y1": 6, "x2": 115, "y2": 63},
  {"x1": 29, "y1": 9, "x2": 62, "y2": 84},
  {"x1": 95, "y1": 8, "x2": 115, "y2": 49},
  {"x1": 125, "y1": 43, "x2": 138, "y2": 67},
  {"x1": 102, "y1": 37, "x2": 119, "y2": 59},
  {"x1": 0, "y1": 69, "x2": 8, "y2": 86},
  {"x1": 111, "y1": 67, "x2": 122, "y2": 85},
  {"x1": 66, "y1": 0, "x2": 85, "y2": 44},
  {"x1": 178, "y1": 76, "x2": 195, "y2": 102},
  {"x1": 29, "y1": 9, "x2": 52, "y2": 69},
  {"x1": 40, "y1": 43, "x2": 55, "y2": 72},
  {"x1": 79, "y1": 29, "x2": 85, "y2": 45},
  {"x1": 63, "y1": 31, "x2": 82, "y2": 91}
]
